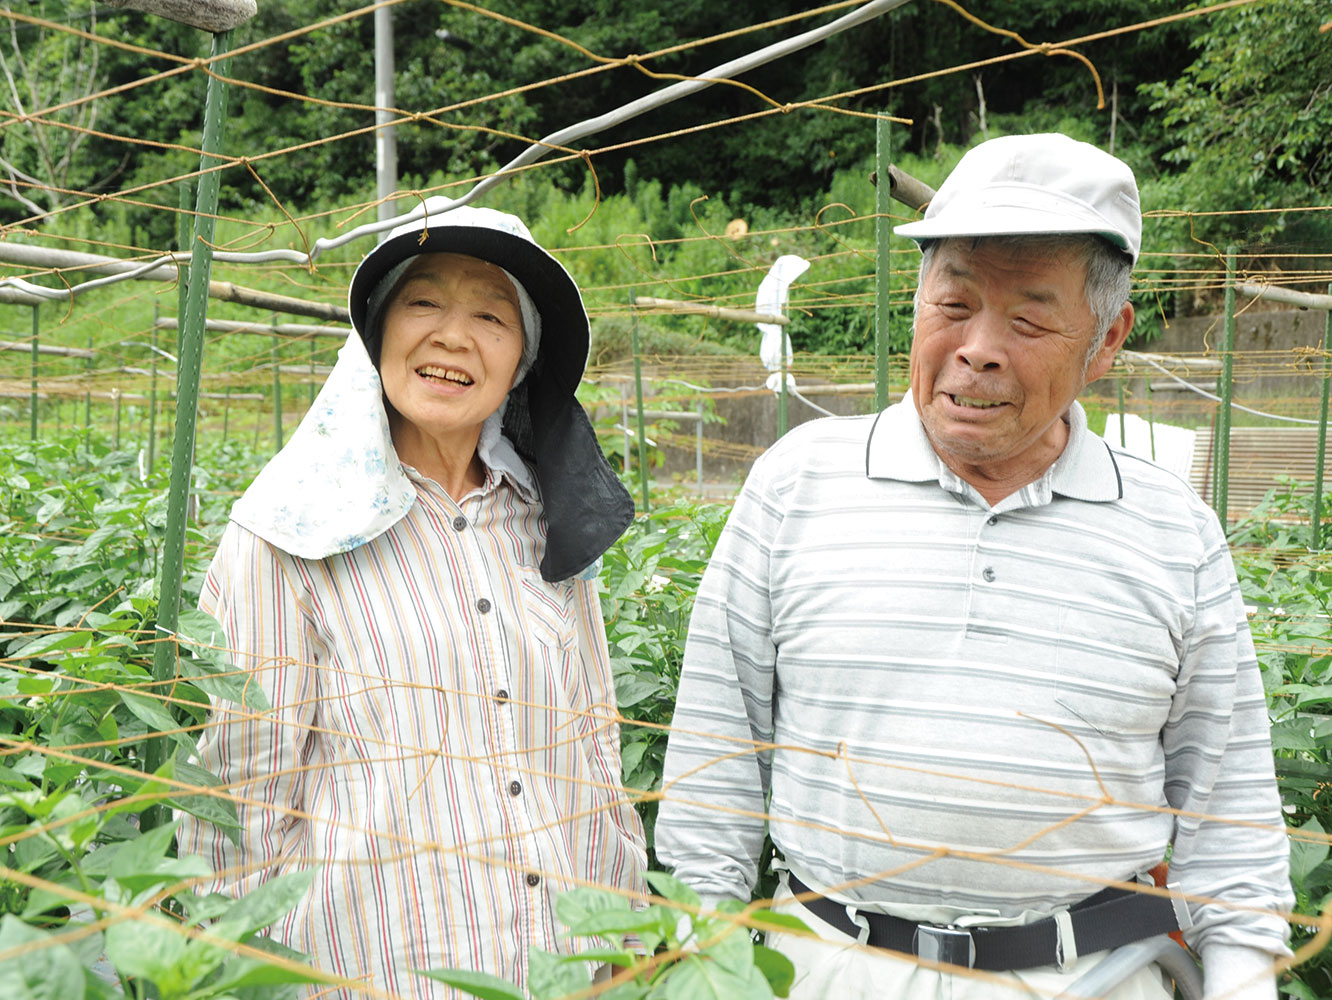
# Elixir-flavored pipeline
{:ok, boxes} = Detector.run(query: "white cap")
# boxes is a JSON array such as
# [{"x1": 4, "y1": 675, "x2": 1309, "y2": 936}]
[{"x1": 894, "y1": 133, "x2": 1141, "y2": 265}]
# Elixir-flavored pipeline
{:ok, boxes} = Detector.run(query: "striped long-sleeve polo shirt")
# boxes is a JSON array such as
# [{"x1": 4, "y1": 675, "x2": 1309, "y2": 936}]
[
  {"x1": 178, "y1": 466, "x2": 646, "y2": 999},
  {"x1": 656, "y1": 397, "x2": 1292, "y2": 963}
]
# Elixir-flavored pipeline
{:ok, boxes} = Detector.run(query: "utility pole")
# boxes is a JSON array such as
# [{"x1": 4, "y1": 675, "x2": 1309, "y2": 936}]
[{"x1": 375, "y1": 6, "x2": 398, "y2": 230}]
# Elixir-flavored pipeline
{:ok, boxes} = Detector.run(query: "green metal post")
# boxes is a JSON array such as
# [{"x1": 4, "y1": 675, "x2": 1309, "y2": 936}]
[
  {"x1": 1215, "y1": 247, "x2": 1237, "y2": 528},
  {"x1": 271, "y1": 326, "x2": 284, "y2": 451},
  {"x1": 84, "y1": 332, "x2": 93, "y2": 433},
  {"x1": 874, "y1": 117, "x2": 893, "y2": 412},
  {"x1": 1116, "y1": 372, "x2": 1126, "y2": 447},
  {"x1": 1145, "y1": 379, "x2": 1156, "y2": 462},
  {"x1": 148, "y1": 306, "x2": 159, "y2": 476},
  {"x1": 177, "y1": 182, "x2": 191, "y2": 356},
  {"x1": 629, "y1": 298, "x2": 650, "y2": 513},
  {"x1": 309, "y1": 336, "x2": 317, "y2": 406},
  {"x1": 147, "y1": 29, "x2": 234, "y2": 809},
  {"x1": 1312, "y1": 286, "x2": 1332, "y2": 550},
  {"x1": 29, "y1": 305, "x2": 38, "y2": 441}
]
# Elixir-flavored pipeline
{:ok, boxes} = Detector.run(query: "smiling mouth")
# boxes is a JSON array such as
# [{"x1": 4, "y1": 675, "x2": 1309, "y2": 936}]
[
  {"x1": 417, "y1": 365, "x2": 473, "y2": 386},
  {"x1": 949, "y1": 394, "x2": 1004, "y2": 409}
]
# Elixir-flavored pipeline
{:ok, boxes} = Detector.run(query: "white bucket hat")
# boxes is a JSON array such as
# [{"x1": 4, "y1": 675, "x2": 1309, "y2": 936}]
[
  {"x1": 894, "y1": 133, "x2": 1141, "y2": 265},
  {"x1": 346, "y1": 200, "x2": 632, "y2": 582}
]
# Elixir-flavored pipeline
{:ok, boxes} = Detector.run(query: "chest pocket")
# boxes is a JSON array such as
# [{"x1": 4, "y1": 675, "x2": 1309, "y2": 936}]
[
  {"x1": 1055, "y1": 605, "x2": 1178, "y2": 736},
  {"x1": 517, "y1": 569, "x2": 578, "y2": 653}
]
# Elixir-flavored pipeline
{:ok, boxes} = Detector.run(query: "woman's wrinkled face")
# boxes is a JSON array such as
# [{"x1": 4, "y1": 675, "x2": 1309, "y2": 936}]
[{"x1": 377, "y1": 252, "x2": 524, "y2": 450}]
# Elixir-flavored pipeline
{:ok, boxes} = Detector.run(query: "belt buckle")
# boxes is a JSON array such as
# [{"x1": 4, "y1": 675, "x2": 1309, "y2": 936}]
[{"x1": 912, "y1": 924, "x2": 977, "y2": 969}]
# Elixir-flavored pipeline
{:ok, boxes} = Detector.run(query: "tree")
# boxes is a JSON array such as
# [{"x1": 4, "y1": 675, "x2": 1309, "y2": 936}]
[
  {"x1": 1142, "y1": 0, "x2": 1332, "y2": 248},
  {"x1": 0, "y1": 2, "x2": 107, "y2": 219}
]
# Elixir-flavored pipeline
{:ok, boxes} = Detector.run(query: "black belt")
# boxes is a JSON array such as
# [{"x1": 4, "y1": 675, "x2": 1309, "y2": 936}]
[{"x1": 786, "y1": 873, "x2": 1182, "y2": 972}]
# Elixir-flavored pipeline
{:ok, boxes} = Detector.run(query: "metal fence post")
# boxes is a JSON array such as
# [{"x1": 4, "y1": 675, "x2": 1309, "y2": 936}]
[
  {"x1": 177, "y1": 182, "x2": 191, "y2": 355},
  {"x1": 148, "y1": 305, "x2": 159, "y2": 476},
  {"x1": 874, "y1": 117, "x2": 893, "y2": 413},
  {"x1": 84, "y1": 331, "x2": 93, "y2": 432},
  {"x1": 147, "y1": 28, "x2": 235, "y2": 809},
  {"x1": 1117, "y1": 371, "x2": 1127, "y2": 447},
  {"x1": 1215, "y1": 247, "x2": 1237, "y2": 528},
  {"x1": 695, "y1": 398, "x2": 704, "y2": 496},
  {"x1": 629, "y1": 298, "x2": 650, "y2": 513},
  {"x1": 1312, "y1": 286, "x2": 1332, "y2": 550},
  {"x1": 271, "y1": 321, "x2": 284, "y2": 452},
  {"x1": 29, "y1": 305, "x2": 38, "y2": 441}
]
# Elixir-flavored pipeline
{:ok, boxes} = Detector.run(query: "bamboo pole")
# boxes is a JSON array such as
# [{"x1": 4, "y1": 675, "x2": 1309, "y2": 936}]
[
  {"x1": 154, "y1": 317, "x2": 349, "y2": 339},
  {"x1": 148, "y1": 29, "x2": 235, "y2": 804},
  {"x1": 632, "y1": 297, "x2": 787, "y2": 325}
]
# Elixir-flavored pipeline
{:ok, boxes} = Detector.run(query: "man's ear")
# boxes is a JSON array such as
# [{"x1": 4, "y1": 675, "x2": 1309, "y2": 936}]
[{"x1": 1085, "y1": 302, "x2": 1134, "y2": 383}]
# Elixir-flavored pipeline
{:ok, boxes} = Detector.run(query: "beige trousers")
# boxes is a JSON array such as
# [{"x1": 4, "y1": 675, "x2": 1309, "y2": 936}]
[{"x1": 765, "y1": 886, "x2": 1174, "y2": 1000}]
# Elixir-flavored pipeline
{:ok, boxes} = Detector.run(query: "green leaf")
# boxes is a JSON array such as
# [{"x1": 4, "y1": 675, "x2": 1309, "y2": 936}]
[
  {"x1": 745, "y1": 910, "x2": 812, "y2": 936},
  {"x1": 644, "y1": 871, "x2": 700, "y2": 909},
  {"x1": 174, "y1": 608, "x2": 268, "y2": 711},
  {"x1": 693, "y1": 919, "x2": 752, "y2": 979},
  {"x1": 0, "y1": 915, "x2": 87, "y2": 1000},
  {"x1": 166, "y1": 759, "x2": 241, "y2": 849},
  {"x1": 104, "y1": 914, "x2": 190, "y2": 994},
  {"x1": 209, "y1": 868, "x2": 317, "y2": 943},
  {"x1": 1291, "y1": 816, "x2": 1329, "y2": 888},
  {"x1": 413, "y1": 967, "x2": 526, "y2": 1000},
  {"x1": 564, "y1": 908, "x2": 666, "y2": 938},
  {"x1": 656, "y1": 955, "x2": 772, "y2": 1000},
  {"x1": 1280, "y1": 979, "x2": 1319, "y2": 1000},
  {"x1": 555, "y1": 887, "x2": 631, "y2": 930},
  {"x1": 527, "y1": 946, "x2": 591, "y2": 1000},
  {"x1": 751, "y1": 946, "x2": 796, "y2": 997},
  {"x1": 614, "y1": 670, "x2": 662, "y2": 709},
  {"x1": 201, "y1": 935, "x2": 331, "y2": 992},
  {"x1": 619, "y1": 740, "x2": 650, "y2": 776},
  {"x1": 118, "y1": 689, "x2": 195, "y2": 757}
]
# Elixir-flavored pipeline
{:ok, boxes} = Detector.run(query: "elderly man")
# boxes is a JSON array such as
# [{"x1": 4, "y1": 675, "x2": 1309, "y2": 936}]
[{"x1": 655, "y1": 134, "x2": 1292, "y2": 999}]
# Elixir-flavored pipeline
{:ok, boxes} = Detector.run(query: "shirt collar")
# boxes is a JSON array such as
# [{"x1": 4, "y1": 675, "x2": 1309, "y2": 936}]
[
  {"x1": 230, "y1": 331, "x2": 537, "y2": 561},
  {"x1": 865, "y1": 392, "x2": 1121, "y2": 505}
]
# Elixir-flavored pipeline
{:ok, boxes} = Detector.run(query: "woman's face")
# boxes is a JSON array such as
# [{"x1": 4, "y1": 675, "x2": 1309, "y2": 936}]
[{"x1": 377, "y1": 252, "x2": 524, "y2": 454}]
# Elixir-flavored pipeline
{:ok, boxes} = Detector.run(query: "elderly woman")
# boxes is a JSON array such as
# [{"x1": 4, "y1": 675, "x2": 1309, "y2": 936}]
[{"x1": 179, "y1": 203, "x2": 647, "y2": 998}]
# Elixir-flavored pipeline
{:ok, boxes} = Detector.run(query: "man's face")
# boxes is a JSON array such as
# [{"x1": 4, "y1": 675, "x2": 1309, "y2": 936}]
[{"x1": 909, "y1": 239, "x2": 1132, "y2": 494}]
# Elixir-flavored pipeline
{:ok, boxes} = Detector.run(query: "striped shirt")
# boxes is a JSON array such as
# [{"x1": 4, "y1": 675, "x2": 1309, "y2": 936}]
[
  {"x1": 178, "y1": 465, "x2": 646, "y2": 999},
  {"x1": 656, "y1": 397, "x2": 1292, "y2": 961}
]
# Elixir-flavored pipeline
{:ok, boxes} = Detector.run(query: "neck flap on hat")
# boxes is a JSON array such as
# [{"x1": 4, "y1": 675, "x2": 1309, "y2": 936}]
[{"x1": 229, "y1": 331, "x2": 534, "y2": 561}]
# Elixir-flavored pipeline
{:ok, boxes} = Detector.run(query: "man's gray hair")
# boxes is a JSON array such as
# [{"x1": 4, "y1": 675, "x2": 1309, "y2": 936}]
[{"x1": 915, "y1": 235, "x2": 1133, "y2": 369}]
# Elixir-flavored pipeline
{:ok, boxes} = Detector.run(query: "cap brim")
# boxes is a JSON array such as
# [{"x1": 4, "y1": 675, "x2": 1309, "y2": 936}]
[
  {"x1": 895, "y1": 207, "x2": 1132, "y2": 255},
  {"x1": 348, "y1": 224, "x2": 589, "y2": 391}
]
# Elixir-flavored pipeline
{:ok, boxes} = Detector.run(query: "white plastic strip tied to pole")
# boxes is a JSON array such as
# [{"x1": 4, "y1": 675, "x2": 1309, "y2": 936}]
[{"x1": 756, "y1": 254, "x2": 810, "y2": 393}]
